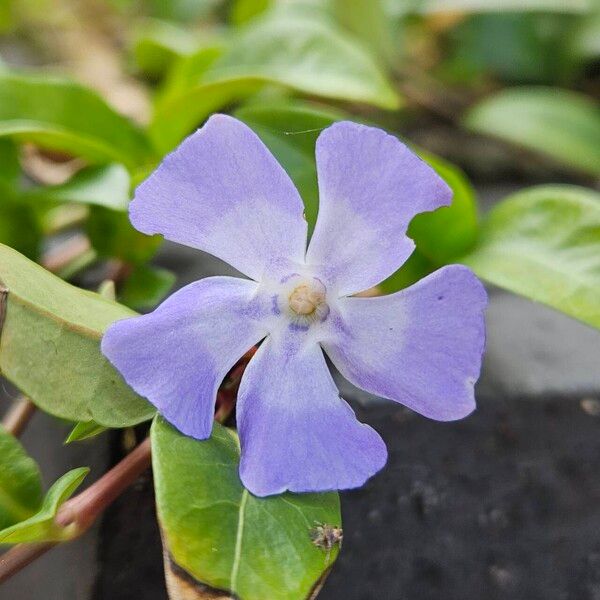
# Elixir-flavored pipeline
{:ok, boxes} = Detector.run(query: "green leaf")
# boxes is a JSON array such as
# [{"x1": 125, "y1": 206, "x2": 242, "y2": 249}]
[
  {"x1": 464, "y1": 87, "x2": 600, "y2": 177},
  {"x1": 118, "y1": 264, "x2": 176, "y2": 310},
  {"x1": 0, "y1": 72, "x2": 152, "y2": 169},
  {"x1": 147, "y1": 0, "x2": 220, "y2": 22},
  {"x1": 0, "y1": 194, "x2": 42, "y2": 260},
  {"x1": 462, "y1": 185, "x2": 600, "y2": 329},
  {"x1": 0, "y1": 141, "x2": 42, "y2": 259},
  {"x1": 24, "y1": 164, "x2": 131, "y2": 211},
  {"x1": 380, "y1": 146, "x2": 479, "y2": 294},
  {"x1": 152, "y1": 417, "x2": 341, "y2": 600},
  {"x1": 65, "y1": 420, "x2": 108, "y2": 443},
  {"x1": 0, "y1": 426, "x2": 43, "y2": 530},
  {"x1": 230, "y1": 0, "x2": 273, "y2": 25},
  {"x1": 379, "y1": 249, "x2": 436, "y2": 295},
  {"x1": 0, "y1": 243, "x2": 154, "y2": 426},
  {"x1": 408, "y1": 151, "x2": 478, "y2": 264},
  {"x1": 132, "y1": 19, "x2": 201, "y2": 77},
  {"x1": 150, "y1": 9, "x2": 399, "y2": 151},
  {"x1": 0, "y1": 139, "x2": 20, "y2": 185},
  {"x1": 442, "y1": 13, "x2": 576, "y2": 85},
  {"x1": 209, "y1": 9, "x2": 399, "y2": 108},
  {"x1": 0, "y1": 468, "x2": 89, "y2": 543},
  {"x1": 235, "y1": 102, "x2": 346, "y2": 229},
  {"x1": 571, "y1": 11, "x2": 600, "y2": 60},
  {"x1": 97, "y1": 279, "x2": 116, "y2": 301},
  {"x1": 86, "y1": 206, "x2": 161, "y2": 265},
  {"x1": 332, "y1": 0, "x2": 394, "y2": 64}
]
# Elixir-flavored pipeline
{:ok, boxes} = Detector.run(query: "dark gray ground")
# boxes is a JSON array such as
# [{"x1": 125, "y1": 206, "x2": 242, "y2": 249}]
[{"x1": 2, "y1": 185, "x2": 600, "y2": 600}]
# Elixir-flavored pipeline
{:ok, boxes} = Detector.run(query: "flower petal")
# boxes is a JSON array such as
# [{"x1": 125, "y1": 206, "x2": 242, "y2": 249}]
[
  {"x1": 323, "y1": 265, "x2": 487, "y2": 421},
  {"x1": 101, "y1": 277, "x2": 267, "y2": 439},
  {"x1": 306, "y1": 121, "x2": 451, "y2": 295},
  {"x1": 237, "y1": 334, "x2": 387, "y2": 497},
  {"x1": 130, "y1": 114, "x2": 307, "y2": 281}
]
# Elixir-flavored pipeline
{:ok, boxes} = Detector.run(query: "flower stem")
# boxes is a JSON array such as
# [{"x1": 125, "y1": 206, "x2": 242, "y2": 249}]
[
  {"x1": 2, "y1": 397, "x2": 36, "y2": 438},
  {"x1": 0, "y1": 437, "x2": 152, "y2": 584}
]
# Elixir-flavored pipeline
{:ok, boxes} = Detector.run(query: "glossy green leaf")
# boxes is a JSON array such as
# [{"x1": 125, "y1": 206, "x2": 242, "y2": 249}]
[
  {"x1": 209, "y1": 10, "x2": 398, "y2": 108},
  {"x1": 408, "y1": 151, "x2": 478, "y2": 263},
  {"x1": 332, "y1": 0, "x2": 394, "y2": 64},
  {"x1": 0, "y1": 243, "x2": 154, "y2": 426},
  {"x1": 0, "y1": 426, "x2": 43, "y2": 530},
  {"x1": 24, "y1": 164, "x2": 131, "y2": 210},
  {"x1": 86, "y1": 207, "x2": 161, "y2": 265},
  {"x1": 379, "y1": 250, "x2": 436, "y2": 295},
  {"x1": 65, "y1": 420, "x2": 108, "y2": 444},
  {"x1": 118, "y1": 264, "x2": 176, "y2": 310},
  {"x1": 152, "y1": 417, "x2": 341, "y2": 600},
  {"x1": 230, "y1": 0, "x2": 272, "y2": 24},
  {"x1": 147, "y1": 0, "x2": 220, "y2": 21},
  {"x1": 464, "y1": 87, "x2": 600, "y2": 176},
  {"x1": 0, "y1": 73, "x2": 152, "y2": 169},
  {"x1": 0, "y1": 141, "x2": 41, "y2": 258},
  {"x1": 572, "y1": 12, "x2": 600, "y2": 60},
  {"x1": 442, "y1": 13, "x2": 576, "y2": 85},
  {"x1": 151, "y1": 9, "x2": 399, "y2": 151},
  {"x1": 462, "y1": 185, "x2": 600, "y2": 329},
  {"x1": 235, "y1": 102, "x2": 346, "y2": 229},
  {"x1": 132, "y1": 19, "x2": 201, "y2": 77},
  {"x1": 0, "y1": 468, "x2": 89, "y2": 543},
  {"x1": 0, "y1": 194, "x2": 42, "y2": 260},
  {"x1": 0, "y1": 139, "x2": 20, "y2": 185}
]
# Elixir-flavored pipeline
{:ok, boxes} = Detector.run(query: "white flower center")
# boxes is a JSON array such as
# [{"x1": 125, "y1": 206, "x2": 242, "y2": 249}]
[
  {"x1": 275, "y1": 275, "x2": 329, "y2": 328},
  {"x1": 289, "y1": 283, "x2": 325, "y2": 316}
]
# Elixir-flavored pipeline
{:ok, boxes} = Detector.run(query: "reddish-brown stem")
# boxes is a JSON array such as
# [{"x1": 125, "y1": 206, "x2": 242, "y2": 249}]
[
  {"x1": 0, "y1": 543, "x2": 57, "y2": 584},
  {"x1": 2, "y1": 397, "x2": 36, "y2": 438},
  {"x1": 56, "y1": 437, "x2": 151, "y2": 533},
  {"x1": 0, "y1": 437, "x2": 152, "y2": 585}
]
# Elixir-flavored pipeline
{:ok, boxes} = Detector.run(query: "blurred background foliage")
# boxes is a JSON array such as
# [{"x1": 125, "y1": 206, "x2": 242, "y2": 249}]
[
  {"x1": 0, "y1": 2, "x2": 599, "y2": 593},
  {"x1": 0, "y1": 0, "x2": 598, "y2": 315}
]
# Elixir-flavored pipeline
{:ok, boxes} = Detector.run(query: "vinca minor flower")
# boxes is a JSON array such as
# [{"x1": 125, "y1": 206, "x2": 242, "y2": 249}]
[{"x1": 102, "y1": 115, "x2": 487, "y2": 497}]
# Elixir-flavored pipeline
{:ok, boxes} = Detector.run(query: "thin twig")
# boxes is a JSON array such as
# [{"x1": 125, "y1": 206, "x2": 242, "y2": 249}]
[
  {"x1": 0, "y1": 543, "x2": 56, "y2": 584},
  {"x1": 0, "y1": 437, "x2": 152, "y2": 584},
  {"x1": 2, "y1": 397, "x2": 36, "y2": 438},
  {"x1": 56, "y1": 437, "x2": 151, "y2": 533}
]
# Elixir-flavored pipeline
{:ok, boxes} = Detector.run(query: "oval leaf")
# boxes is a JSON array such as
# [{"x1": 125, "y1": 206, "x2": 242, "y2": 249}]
[
  {"x1": 464, "y1": 87, "x2": 600, "y2": 177},
  {"x1": 23, "y1": 164, "x2": 131, "y2": 211},
  {"x1": 152, "y1": 417, "x2": 341, "y2": 600},
  {"x1": 151, "y1": 9, "x2": 399, "y2": 151},
  {"x1": 462, "y1": 185, "x2": 600, "y2": 329},
  {"x1": 65, "y1": 420, "x2": 108, "y2": 444},
  {"x1": 0, "y1": 243, "x2": 155, "y2": 426},
  {"x1": 0, "y1": 72, "x2": 152, "y2": 168}
]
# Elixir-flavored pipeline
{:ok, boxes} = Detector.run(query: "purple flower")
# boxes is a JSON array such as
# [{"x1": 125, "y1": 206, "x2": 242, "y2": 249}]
[{"x1": 102, "y1": 115, "x2": 487, "y2": 497}]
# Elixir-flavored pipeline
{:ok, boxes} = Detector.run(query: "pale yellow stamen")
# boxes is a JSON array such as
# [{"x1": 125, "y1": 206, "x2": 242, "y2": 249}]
[{"x1": 288, "y1": 285, "x2": 323, "y2": 316}]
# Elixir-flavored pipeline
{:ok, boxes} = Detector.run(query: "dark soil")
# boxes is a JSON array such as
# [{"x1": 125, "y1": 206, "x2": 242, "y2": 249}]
[{"x1": 93, "y1": 394, "x2": 600, "y2": 600}]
